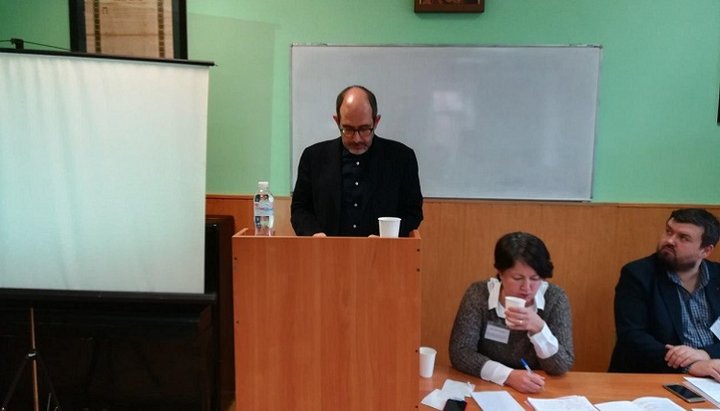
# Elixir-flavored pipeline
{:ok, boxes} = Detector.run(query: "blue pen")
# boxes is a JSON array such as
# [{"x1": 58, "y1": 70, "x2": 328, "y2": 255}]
[{"x1": 520, "y1": 358, "x2": 533, "y2": 374}]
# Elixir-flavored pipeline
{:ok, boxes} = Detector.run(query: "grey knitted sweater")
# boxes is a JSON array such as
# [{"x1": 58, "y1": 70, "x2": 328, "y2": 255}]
[{"x1": 449, "y1": 279, "x2": 574, "y2": 377}]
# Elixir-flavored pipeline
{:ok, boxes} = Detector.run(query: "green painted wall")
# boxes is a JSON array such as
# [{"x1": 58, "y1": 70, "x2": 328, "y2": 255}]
[
  {"x1": 2, "y1": 0, "x2": 719, "y2": 202},
  {"x1": 0, "y1": 1, "x2": 69, "y2": 50}
]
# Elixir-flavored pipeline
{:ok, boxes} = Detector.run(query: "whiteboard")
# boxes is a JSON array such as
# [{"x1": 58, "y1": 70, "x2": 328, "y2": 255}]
[{"x1": 291, "y1": 45, "x2": 601, "y2": 200}]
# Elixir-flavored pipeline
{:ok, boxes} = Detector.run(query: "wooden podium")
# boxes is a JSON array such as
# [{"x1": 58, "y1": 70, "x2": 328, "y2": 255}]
[{"x1": 232, "y1": 230, "x2": 421, "y2": 410}]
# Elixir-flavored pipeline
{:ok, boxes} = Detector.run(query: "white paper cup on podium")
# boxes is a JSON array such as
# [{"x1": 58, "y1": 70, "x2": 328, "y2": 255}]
[
  {"x1": 378, "y1": 217, "x2": 401, "y2": 238},
  {"x1": 504, "y1": 296, "x2": 526, "y2": 326},
  {"x1": 419, "y1": 346, "x2": 437, "y2": 378}
]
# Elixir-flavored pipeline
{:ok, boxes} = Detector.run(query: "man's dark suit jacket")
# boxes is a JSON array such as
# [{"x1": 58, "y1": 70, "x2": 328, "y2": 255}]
[
  {"x1": 291, "y1": 136, "x2": 423, "y2": 237},
  {"x1": 609, "y1": 253, "x2": 720, "y2": 373}
]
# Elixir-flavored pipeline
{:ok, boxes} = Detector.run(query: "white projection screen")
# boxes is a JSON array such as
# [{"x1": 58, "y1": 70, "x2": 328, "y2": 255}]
[{"x1": 0, "y1": 51, "x2": 210, "y2": 294}]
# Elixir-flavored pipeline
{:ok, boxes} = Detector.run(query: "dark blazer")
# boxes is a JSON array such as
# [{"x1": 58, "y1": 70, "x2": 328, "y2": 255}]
[
  {"x1": 290, "y1": 136, "x2": 423, "y2": 237},
  {"x1": 609, "y1": 253, "x2": 720, "y2": 373}
]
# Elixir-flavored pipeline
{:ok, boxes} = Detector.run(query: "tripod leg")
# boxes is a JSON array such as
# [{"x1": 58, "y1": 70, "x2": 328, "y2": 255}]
[
  {"x1": 33, "y1": 353, "x2": 61, "y2": 411},
  {"x1": 29, "y1": 307, "x2": 39, "y2": 411},
  {"x1": 1, "y1": 352, "x2": 31, "y2": 411}
]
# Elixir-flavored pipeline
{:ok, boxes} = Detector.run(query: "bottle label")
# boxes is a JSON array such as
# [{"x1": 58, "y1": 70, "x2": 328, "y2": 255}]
[{"x1": 254, "y1": 202, "x2": 273, "y2": 217}]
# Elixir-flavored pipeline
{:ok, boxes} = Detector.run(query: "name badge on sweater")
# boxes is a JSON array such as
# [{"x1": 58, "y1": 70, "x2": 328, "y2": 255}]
[
  {"x1": 711, "y1": 317, "x2": 720, "y2": 340},
  {"x1": 484, "y1": 323, "x2": 510, "y2": 344}
]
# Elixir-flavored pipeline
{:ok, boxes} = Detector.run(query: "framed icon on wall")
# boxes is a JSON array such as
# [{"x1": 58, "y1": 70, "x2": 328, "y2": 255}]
[
  {"x1": 69, "y1": 0, "x2": 187, "y2": 59},
  {"x1": 414, "y1": 0, "x2": 485, "y2": 13}
]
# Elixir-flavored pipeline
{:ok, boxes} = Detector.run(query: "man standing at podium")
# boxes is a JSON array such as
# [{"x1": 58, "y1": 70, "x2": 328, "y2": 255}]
[{"x1": 291, "y1": 85, "x2": 423, "y2": 237}]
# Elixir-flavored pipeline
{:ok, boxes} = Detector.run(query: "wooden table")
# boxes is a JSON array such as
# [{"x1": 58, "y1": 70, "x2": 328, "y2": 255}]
[{"x1": 420, "y1": 364, "x2": 702, "y2": 410}]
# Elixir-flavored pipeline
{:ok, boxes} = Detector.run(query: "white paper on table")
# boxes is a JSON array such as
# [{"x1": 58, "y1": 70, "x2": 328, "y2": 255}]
[
  {"x1": 594, "y1": 401, "x2": 641, "y2": 411},
  {"x1": 471, "y1": 391, "x2": 524, "y2": 411},
  {"x1": 685, "y1": 377, "x2": 720, "y2": 407},
  {"x1": 595, "y1": 396, "x2": 684, "y2": 411},
  {"x1": 441, "y1": 379, "x2": 475, "y2": 398},
  {"x1": 421, "y1": 389, "x2": 450, "y2": 410},
  {"x1": 691, "y1": 408, "x2": 720, "y2": 411},
  {"x1": 421, "y1": 379, "x2": 476, "y2": 409},
  {"x1": 527, "y1": 395, "x2": 597, "y2": 411}
]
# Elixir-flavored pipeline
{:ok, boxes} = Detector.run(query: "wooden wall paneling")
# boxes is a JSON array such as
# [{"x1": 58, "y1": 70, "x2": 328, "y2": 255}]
[
  {"x1": 206, "y1": 195, "x2": 292, "y2": 235},
  {"x1": 205, "y1": 195, "x2": 252, "y2": 233},
  {"x1": 420, "y1": 200, "x2": 472, "y2": 371},
  {"x1": 538, "y1": 204, "x2": 619, "y2": 371},
  {"x1": 212, "y1": 195, "x2": 720, "y2": 373},
  {"x1": 614, "y1": 205, "x2": 675, "y2": 264}
]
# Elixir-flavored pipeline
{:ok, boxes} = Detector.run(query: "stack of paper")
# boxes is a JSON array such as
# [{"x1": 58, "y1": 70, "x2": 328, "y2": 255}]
[
  {"x1": 685, "y1": 377, "x2": 720, "y2": 408},
  {"x1": 594, "y1": 397, "x2": 684, "y2": 411},
  {"x1": 470, "y1": 391, "x2": 524, "y2": 411},
  {"x1": 527, "y1": 395, "x2": 597, "y2": 411}
]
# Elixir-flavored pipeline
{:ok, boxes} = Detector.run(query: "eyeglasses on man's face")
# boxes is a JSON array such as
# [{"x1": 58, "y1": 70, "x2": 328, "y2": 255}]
[{"x1": 339, "y1": 126, "x2": 374, "y2": 138}]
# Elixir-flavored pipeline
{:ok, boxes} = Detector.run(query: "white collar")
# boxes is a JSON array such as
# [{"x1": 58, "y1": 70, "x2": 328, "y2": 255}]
[{"x1": 487, "y1": 277, "x2": 548, "y2": 318}]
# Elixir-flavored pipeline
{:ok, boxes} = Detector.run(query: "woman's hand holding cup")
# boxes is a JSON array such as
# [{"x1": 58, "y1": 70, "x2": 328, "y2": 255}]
[{"x1": 504, "y1": 296, "x2": 544, "y2": 335}]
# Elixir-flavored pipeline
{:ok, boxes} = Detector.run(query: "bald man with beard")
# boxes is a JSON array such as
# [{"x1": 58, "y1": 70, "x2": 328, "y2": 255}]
[{"x1": 291, "y1": 85, "x2": 423, "y2": 237}]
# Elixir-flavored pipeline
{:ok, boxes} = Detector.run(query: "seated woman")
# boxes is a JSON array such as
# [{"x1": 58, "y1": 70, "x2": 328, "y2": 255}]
[{"x1": 449, "y1": 232, "x2": 574, "y2": 393}]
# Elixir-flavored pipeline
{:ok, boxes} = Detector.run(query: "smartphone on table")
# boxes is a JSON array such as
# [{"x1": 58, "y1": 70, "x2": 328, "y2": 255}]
[
  {"x1": 443, "y1": 399, "x2": 467, "y2": 411},
  {"x1": 663, "y1": 383, "x2": 705, "y2": 403}
]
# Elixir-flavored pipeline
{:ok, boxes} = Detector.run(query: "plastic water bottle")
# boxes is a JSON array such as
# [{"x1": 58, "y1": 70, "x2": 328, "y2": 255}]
[{"x1": 253, "y1": 181, "x2": 274, "y2": 236}]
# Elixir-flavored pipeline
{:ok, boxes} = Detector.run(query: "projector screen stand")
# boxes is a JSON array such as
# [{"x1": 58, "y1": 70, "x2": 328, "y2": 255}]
[{"x1": 1, "y1": 307, "x2": 62, "y2": 411}]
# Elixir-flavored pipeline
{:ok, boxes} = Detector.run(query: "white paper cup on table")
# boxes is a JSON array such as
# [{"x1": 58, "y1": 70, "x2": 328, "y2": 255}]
[
  {"x1": 504, "y1": 296, "x2": 526, "y2": 326},
  {"x1": 419, "y1": 346, "x2": 437, "y2": 378},
  {"x1": 378, "y1": 217, "x2": 401, "y2": 238}
]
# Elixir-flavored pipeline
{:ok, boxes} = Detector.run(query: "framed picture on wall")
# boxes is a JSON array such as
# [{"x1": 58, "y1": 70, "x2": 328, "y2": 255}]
[
  {"x1": 414, "y1": 0, "x2": 485, "y2": 13},
  {"x1": 69, "y1": 0, "x2": 187, "y2": 59}
]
